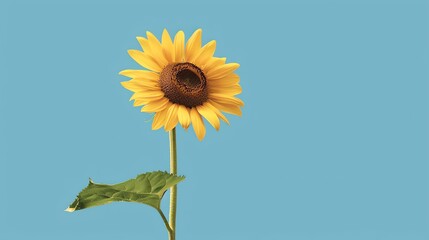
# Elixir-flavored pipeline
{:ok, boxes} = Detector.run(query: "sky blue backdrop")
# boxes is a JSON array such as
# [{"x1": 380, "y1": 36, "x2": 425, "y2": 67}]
[{"x1": 1, "y1": 0, "x2": 428, "y2": 239}]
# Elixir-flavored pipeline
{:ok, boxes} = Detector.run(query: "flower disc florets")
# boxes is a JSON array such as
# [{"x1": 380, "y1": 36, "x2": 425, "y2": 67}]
[{"x1": 159, "y1": 62, "x2": 208, "y2": 108}]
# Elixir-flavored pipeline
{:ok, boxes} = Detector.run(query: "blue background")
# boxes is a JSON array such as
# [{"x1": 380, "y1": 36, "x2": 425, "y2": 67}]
[{"x1": 1, "y1": 0, "x2": 428, "y2": 239}]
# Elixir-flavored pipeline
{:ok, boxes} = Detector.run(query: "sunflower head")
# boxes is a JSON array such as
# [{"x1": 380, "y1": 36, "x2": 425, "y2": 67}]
[{"x1": 120, "y1": 29, "x2": 243, "y2": 141}]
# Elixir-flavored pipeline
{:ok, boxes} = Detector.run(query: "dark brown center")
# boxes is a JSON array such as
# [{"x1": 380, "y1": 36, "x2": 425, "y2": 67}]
[{"x1": 159, "y1": 62, "x2": 208, "y2": 108}]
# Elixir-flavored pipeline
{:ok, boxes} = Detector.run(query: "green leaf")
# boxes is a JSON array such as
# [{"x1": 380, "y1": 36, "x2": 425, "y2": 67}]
[{"x1": 65, "y1": 171, "x2": 185, "y2": 212}]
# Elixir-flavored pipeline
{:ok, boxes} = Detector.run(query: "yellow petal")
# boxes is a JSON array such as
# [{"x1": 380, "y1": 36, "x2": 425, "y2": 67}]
[
  {"x1": 208, "y1": 73, "x2": 240, "y2": 87},
  {"x1": 174, "y1": 31, "x2": 185, "y2": 62},
  {"x1": 190, "y1": 107, "x2": 206, "y2": 141},
  {"x1": 146, "y1": 31, "x2": 168, "y2": 67},
  {"x1": 177, "y1": 105, "x2": 191, "y2": 129},
  {"x1": 164, "y1": 104, "x2": 179, "y2": 131},
  {"x1": 131, "y1": 91, "x2": 164, "y2": 100},
  {"x1": 205, "y1": 101, "x2": 229, "y2": 124},
  {"x1": 128, "y1": 50, "x2": 162, "y2": 72},
  {"x1": 131, "y1": 79, "x2": 159, "y2": 89},
  {"x1": 119, "y1": 69, "x2": 159, "y2": 79},
  {"x1": 185, "y1": 29, "x2": 202, "y2": 63},
  {"x1": 141, "y1": 98, "x2": 170, "y2": 113},
  {"x1": 130, "y1": 92, "x2": 164, "y2": 104},
  {"x1": 197, "y1": 103, "x2": 220, "y2": 131},
  {"x1": 152, "y1": 105, "x2": 171, "y2": 130},
  {"x1": 133, "y1": 78, "x2": 159, "y2": 85},
  {"x1": 209, "y1": 93, "x2": 244, "y2": 106},
  {"x1": 121, "y1": 81, "x2": 141, "y2": 92},
  {"x1": 206, "y1": 63, "x2": 240, "y2": 80},
  {"x1": 194, "y1": 40, "x2": 216, "y2": 68},
  {"x1": 121, "y1": 80, "x2": 159, "y2": 92},
  {"x1": 208, "y1": 99, "x2": 242, "y2": 117},
  {"x1": 133, "y1": 99, "x2": 146, "y2": 107},
  {"x1": 136, "y1": 36, "x2": 151, "y2": 53},
  {"x1": 208, "y1": 84, "x2": 242, "y2": 95},
  {"x1": 203, "y1": 57, "x2": 226, "y2": 72},
  {"x1": 162, "y1": 29, "x2": 174, "y2": 63},
  {"x1": 146, "y1": 31, "x2": 162, "y2": 47}
]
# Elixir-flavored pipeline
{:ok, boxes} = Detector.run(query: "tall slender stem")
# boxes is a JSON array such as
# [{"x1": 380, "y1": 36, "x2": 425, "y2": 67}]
[{"x1": 168, "y1": 128, "x2": 177, "y2": 240}]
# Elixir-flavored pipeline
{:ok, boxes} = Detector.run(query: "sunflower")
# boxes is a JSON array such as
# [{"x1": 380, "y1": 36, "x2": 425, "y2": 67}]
[{"x1": 120, "y1": 29, "x2": 243, "y2": 140}]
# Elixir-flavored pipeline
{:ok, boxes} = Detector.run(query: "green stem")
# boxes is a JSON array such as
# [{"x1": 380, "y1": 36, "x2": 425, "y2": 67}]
[
  {"x1": 157, "y1": 208, "x2": 173, "y2": 237},
  {"x1": 169, "y1": 128, "x2": 177, "y2": 240}
]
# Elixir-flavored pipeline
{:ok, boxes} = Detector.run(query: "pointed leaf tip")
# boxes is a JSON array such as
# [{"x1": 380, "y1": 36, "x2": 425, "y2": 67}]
[{"x1": 64, "y1": 207, "x2": 75, "y2": 213}]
